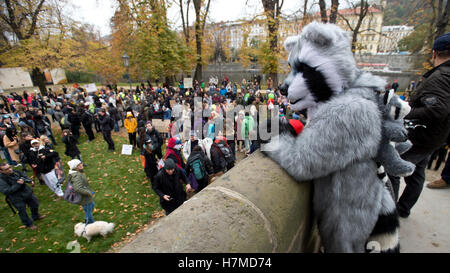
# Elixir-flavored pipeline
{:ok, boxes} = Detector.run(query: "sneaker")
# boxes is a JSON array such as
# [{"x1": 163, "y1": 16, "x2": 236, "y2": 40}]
[{"x1": 427, "y1": 179, "x2": 450, "y2": 189}]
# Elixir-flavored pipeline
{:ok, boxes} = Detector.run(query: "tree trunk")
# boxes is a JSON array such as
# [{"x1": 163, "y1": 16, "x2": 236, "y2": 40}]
[
  {"x1": 301, "y1": 0, "x2": 309, "y2": 27},
  {"x1": 319, "y1": 0, "x2": 328, "y2": 23},
  {"x1": 193, "y1": 10, "x2": 202, "y2": 82},
  {"x1": 329, "y1": 0, "x2": 339, "y2": 24},
  {"x1": 435, "y1": 0, "x2": 449, "y2": 39}
]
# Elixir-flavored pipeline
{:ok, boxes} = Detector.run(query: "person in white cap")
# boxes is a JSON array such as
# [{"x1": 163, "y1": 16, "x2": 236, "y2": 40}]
[{"x1": 67, "y1": 159, "x2": 95, "y2": 224}]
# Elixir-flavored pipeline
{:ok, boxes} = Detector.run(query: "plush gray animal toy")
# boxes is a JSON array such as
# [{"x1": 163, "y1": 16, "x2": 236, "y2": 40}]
[
  {"x1": 264, "y1": 22, "x2": 399, "y2": 253},
  {"x1": 375, "y1": 89, "x2": 415, "y2": 177}
]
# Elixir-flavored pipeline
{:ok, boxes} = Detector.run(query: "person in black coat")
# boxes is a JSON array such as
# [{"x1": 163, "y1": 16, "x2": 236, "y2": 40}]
[
  {"x1": 98, "y1": 109, "x2": 115, "y2": 151},
  {"x1": 144, "y1": 121, "x2": 163, "y2": 159},
  {"x1": 152, "y1": 159, "x2": 192, "y2": 215},
  {"x1": 80, "y1": 108, "x2": 95, "y2": 141},
  {"x1": 62, "y1": 129, "x2": 82, "y2": 161},
  {"x1": 0, "y1": 163, "x2": 45, "y2": 229},
  {"x1": 68, "y1": 107, "x2": 82, "y2": 140},
  {"x1": 143, "y1": 138, "x2": 158, "y2": 182}
]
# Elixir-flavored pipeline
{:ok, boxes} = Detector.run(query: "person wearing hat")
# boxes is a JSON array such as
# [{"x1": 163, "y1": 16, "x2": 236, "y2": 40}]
[
  {"x1": 388, "y1": 32, "x2": 450, "y2": 217},
  {"x1": 152, "y1": 158, "x2": 192, "y2": 215},
  {"x1": 68, "y1": 159, "x2": 95, "y2": 224}
]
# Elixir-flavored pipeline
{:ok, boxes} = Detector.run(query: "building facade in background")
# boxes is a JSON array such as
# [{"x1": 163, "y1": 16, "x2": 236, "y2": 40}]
[
  {"x1": 208, "y1": 6, "x2": 384, "y2": 56},
  {"x1": 379, "y1": 25, "x2": 414, "y2": 53}
]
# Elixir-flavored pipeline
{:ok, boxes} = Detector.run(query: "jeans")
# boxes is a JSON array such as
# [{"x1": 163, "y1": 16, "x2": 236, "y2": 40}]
[
  {"x1": 1, "y1": 146, "x2": 14, "y2": 165},
  {"x1": 441, "y1": 154, "x2": 450, "y2": 184},
  {"x1": 82, "y1": 201, "x2": 95, "y2": 224},
  {"x1": 114, "y1": 121, "x2": 120, "y2": 132},
  {"x1": 388, "y1": 148, "x2": 432, "y2": 216}
]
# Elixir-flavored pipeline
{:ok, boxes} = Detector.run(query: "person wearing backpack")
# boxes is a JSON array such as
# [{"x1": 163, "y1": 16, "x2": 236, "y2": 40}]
[
  {"x1": 214, "y1": 136, "x2": 235, "y2": 171},
  {"x1": 185, "y1": 146, "x2": 213, "y2": 192},
  {"x1": 67, "y1": 159, "x2": 95, "y2": 224}
]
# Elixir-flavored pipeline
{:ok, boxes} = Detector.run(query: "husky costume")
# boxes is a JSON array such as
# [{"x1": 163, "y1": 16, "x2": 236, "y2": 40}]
[{"x1": 264, "y1": 22, "x2": 400, "y2": 253}]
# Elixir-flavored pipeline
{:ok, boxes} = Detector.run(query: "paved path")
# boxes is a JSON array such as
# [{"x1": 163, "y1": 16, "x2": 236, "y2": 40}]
[{"x1": 398, "y1": 165, "x2": 450, "y2": 253}]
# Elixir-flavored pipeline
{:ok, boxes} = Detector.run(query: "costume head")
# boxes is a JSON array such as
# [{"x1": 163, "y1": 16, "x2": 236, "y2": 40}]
[{"x1": 280, "y1": 22, "x2": 358, "y2": 112}]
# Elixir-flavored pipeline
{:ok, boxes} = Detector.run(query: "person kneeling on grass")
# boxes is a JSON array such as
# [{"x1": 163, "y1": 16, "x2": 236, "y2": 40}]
[
  {"x1": 152, "y1": 159, "x2": 192, "y2": 215},
  {"x1": 68, "y1": 159, "x2": 95, "y2": 224}
]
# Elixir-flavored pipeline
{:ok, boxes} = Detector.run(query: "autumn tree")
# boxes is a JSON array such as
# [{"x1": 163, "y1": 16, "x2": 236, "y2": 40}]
[
  {"x1": 192, "y1": 0, "x2": 211, "y2": 82},
  {"x1": 338, "y1": 0, "x2": 371, "y2": 53},
  {"x1": 260, "y1": 0, "x2": 284, "y2": 85},
  {"x1": 397, "y1": 0, "x2": 450, "y2": 70},
  {"x1": 329, "y1": 0, "x2": 340, "y2": 24},
  {"x1": 111, "y1": 0, "x2": 190, "y2": 85}
]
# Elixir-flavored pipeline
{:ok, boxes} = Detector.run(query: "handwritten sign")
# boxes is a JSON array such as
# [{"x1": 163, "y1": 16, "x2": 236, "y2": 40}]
[
  {"x1": 184, "y1": 78, "x2": 193, "y2": 89},
  {"x1": 121, "y1": 144, "x2": 133, "y2": 155},
  {"x1": 84, "y1": 83, "x2": 98, "y2": 93},
  {"x1": 152, "y1": 119, "x2": 170, "y2": 133}
]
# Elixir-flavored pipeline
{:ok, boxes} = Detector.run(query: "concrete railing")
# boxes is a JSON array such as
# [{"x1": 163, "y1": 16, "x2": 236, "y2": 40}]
[{"x1": 119, "y1": 150, "x2": 320, "y2": 253}]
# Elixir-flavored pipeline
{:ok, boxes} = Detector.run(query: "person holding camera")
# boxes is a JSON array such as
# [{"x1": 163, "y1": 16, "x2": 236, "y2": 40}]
[
  {"x1": 62, "y1": 129, "x2": 82, "y2": 162},
  {"x1": 0, "y1": 163, "x2": 45, "y2": 229}
]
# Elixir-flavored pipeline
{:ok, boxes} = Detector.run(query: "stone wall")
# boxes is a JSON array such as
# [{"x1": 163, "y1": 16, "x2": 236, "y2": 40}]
[{"x1": 119, "y1": 150, "x2": 320, "y2": 253}]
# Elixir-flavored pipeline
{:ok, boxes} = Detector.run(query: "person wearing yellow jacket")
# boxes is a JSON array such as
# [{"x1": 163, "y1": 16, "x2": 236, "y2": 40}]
[{"x1": 124, "y1": 111, "x2": 137, "y2": 149}]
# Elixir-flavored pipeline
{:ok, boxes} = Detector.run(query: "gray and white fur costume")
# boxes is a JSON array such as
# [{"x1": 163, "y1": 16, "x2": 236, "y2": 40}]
[{"x1": 264, "y1": 22, "x2": 400, "y2": 253}]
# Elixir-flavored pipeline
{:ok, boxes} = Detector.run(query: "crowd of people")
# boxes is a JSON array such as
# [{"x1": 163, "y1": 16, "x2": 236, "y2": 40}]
[
  {"x1": 0, "y1": 51, "x2": 448, "y2": 225},
  {"x1": 0, "y1": 74, "x2": 298, "y2": 224}
]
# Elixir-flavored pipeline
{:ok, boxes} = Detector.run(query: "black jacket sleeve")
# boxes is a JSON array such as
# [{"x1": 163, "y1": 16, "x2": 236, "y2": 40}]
[
  {"x1": 406, "y1": 73, "x2": 449, "y2": 124},
  {"x1": 152, "y1": 173, "x2": 165, "y2": 198}
]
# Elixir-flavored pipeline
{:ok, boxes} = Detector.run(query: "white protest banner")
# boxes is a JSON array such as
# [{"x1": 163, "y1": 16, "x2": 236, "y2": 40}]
[
  {"x1": 184, "y1": 78, "x2": 193, "y2": 89},
  {"x1": 121, "y1": 144, "x2": 133, "y2": 155},
  {"x1": 84, "y1": 83, "x2": 98, "y2": 93}
]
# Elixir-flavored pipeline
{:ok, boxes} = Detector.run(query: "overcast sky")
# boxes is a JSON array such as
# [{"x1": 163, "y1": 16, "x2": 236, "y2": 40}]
[{"x1": 69, "y1": 0, "x2": 314, "y2": 36}]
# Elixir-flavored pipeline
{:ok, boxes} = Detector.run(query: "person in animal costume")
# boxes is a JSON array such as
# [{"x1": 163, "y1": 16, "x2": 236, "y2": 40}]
[{"x1": 263, "y1": 22, "x2": 401, "y2": 253}]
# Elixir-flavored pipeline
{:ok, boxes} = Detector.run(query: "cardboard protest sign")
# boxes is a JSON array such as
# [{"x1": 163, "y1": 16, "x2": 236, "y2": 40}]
[
  {"x1": 152, "y1": 119, "x2": 170, "y2": 133},
  {"x1": 184, "y1": 78, "x2": 193, "y2": 89},
  {"x1": 84, "y1": 83, "x2": 98, "y2": 93}
]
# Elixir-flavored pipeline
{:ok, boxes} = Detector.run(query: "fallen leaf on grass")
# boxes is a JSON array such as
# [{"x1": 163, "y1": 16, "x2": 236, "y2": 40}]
[{"x1": 152, "y1": 210, "x2": 165, "y2": 219}]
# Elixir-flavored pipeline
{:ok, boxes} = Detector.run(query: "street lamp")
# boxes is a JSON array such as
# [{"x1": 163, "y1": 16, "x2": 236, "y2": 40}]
[{"x1": 122, "y1": 52, "x2": 131, "y2": 92}]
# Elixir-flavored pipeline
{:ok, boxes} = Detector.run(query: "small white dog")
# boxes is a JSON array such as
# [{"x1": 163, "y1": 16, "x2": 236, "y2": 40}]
[{"x1": 74, "y1": 221, "x2": 115, "y2": 242}]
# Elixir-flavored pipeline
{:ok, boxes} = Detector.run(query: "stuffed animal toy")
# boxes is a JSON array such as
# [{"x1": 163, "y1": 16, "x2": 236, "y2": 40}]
[
  {"x1": 263, "y1": 22, "x2": 399, "y2": 253},
  {"x1": 375, "y1": 89, "x2": 415, "y2": 177}
]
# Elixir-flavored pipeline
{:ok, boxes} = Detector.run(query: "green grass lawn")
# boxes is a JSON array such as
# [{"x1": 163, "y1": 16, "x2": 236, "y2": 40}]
[{"x1": 0, "y1": 128, "x2": 163, "y2": 253}]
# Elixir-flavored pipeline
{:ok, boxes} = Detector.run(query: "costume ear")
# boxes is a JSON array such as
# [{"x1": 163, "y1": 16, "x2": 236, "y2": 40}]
[
  {"x1": 302, "y1": 22, "x2": 334, "y2": 47},
  {"x1": 383, "y1": 89, "x2": 395, "y2": 105},
  {"x1": 284, "y1": 36, "x2": 300, "y2": 52}
]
